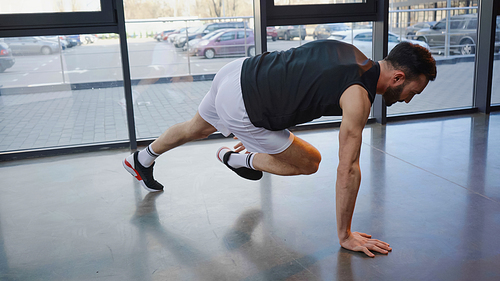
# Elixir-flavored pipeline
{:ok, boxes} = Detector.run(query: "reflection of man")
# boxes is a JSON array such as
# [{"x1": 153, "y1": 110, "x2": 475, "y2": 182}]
[
  {"x1": 118, "y1": 42, "x2": 184, "y2": 108},
  {"x1": 123, "y1": 40, "x2": 437, "y2": 257},
  {"x1": 132, "y1": 193, "x2": 322, "y2": 279}
]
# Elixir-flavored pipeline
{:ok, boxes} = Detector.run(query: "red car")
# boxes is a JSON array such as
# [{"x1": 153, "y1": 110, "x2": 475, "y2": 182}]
[
  {"x1": 193, "y1": 29, "x2": 255, "y2": 59},
  {"x1": 160, "y1": 29, "x2": 176, "y2": 41},
  {"x1": 267, "y1": 26, "x2": 277, "y2": 41}
]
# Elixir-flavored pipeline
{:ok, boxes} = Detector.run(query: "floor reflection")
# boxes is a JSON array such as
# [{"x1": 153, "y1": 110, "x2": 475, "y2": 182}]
[
  {"x1": 130, "y1": 186, "x2": 323, "y2": 280},
  {"x1": 369, "y1": 125, "x2": 387, "y2": 236},
  {"x1": 336, "y1": 249, "x2": 354, "y2": 281},
  {"x1": 461, "y1": 114, "x2": 489, "y2": 278}
]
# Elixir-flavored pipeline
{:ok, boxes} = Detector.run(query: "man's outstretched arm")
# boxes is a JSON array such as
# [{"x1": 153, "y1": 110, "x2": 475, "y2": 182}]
[{"x1": 336, "y1": 85, "x2": 392, "y2": 257}]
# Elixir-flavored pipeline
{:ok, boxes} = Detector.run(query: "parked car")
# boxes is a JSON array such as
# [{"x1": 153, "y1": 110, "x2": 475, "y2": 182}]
[
  {"x1": 156, "y1": 30, "x2": 175, "y2": 41},
  {"x1": 188, "y1": 29, "x2": 228, "y2": 54},
  {"x1": 201, "y1": 21, "x2": 249, "y2": 35},
  {"x1": 193, "y1": 29, "x2": 255, "y2": 59},
  {"x1": 63, "y1": 36, "x2": 79, "y2": 48},
  {"x1": 174, "y1": 26, "x2": 205, "y2": 48},
  {"x1": 0, "y1": 42, "x2": 15, "y2": 72},
  {"x1": 39, "y1": 36, "x2": 68, "y2": 50},
  {"x1": 313, "y1": 23, "x2": 350, "y2": 40},
  {"x1": 267, "y1": 26, "x2": 277, "y2": 41},
  {"x1": 405, "y1": 21, "x2": 435, "y2": 39},
  {"x1": 2, "y1": 37, "x2": 61, "y2": 55},
  {"x1": 328, "y1": 29, "x2": 430, "y2": 59},
  {"x1": 276, "y1": 25, "x2": 307, "y2": 40},
  {"x1": 414, "y1": 14, "x2": 500, "y2": 55},
  {"x1": 175, "y1": 21, "x2": 250, "y2": 48},
  {"x1": 81, "y1": 34, "x2": 98, "y2": 44},
  {"x1": 154, "y1": 32, "x2": 162, "y2": 41},
  {"x1": 67, "y1": 35, "x2": 82, "y2": 46},
  {"x1": 168, "y1": 28, "x2": 187, "y2": 43}
]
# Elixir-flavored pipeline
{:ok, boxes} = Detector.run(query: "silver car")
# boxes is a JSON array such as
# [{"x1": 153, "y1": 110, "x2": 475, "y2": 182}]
[
  {"x1": 415, "y1": 14, "x2": 500, "y2": 55},
  {"x1": 2, "y1": 37, "x2": 60, "y2": 55}
]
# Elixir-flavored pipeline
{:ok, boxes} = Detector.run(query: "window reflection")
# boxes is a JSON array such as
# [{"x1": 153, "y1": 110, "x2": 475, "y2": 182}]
[
  {"x1": 0, "y1": 34, "x2": 128, "y2": 152},
  {"x1": 492, "y1": 59, "x2": 500, "y2": 106},
  {"x1": 0, "y1": 0, "x2": 101, "y2": 14},
  {"x1": 126, "y1": 18, "x2": 255, "y2": 140},
  {"x1": 387, "y1": 2, "x2": 480, "y2": 115},
  {"x1": 492, "y1": 16, "x2": 500, "y2": 106}
]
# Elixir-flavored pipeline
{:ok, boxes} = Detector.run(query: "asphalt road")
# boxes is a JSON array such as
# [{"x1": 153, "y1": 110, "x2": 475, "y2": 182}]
[{"x1": 0, "y1": 38, "x2": 310, "y2": 89}]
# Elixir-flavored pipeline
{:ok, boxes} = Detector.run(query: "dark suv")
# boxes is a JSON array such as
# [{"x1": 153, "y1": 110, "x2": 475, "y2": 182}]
[
  {"x1": 313, "y1": 23, "x2": 350, "y2": 40},
  {"x1": 276, "y1": 25, "x2": 307, "y2": 40},
  {"x1": 415, "y1": 14, "x2": 500, "y2": 55},
  {"x1": 0, "y1": 42, "x2": 15, "y2": 73}
]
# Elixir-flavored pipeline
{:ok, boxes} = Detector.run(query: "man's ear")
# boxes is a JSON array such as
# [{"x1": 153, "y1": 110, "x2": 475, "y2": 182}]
[{"x1": 392, "y1": 70, "x2": 406, "y2": 87}]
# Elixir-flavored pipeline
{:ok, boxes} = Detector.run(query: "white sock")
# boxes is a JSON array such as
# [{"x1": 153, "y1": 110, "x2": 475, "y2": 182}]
[
  {"x1": 138, "y1": 144, "x2": 160, "y2": 168},
  {"x1": 217, "y1": 147, "x2": 256, "y2": 169}
]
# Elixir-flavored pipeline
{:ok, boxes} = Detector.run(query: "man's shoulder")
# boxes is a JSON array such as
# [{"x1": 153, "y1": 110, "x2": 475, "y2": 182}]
[{"x1": 340, "y1": 85, "x2": 372, "y2": 114}]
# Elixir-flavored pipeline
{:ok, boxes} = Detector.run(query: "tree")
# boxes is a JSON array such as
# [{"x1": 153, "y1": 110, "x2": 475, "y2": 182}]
[
  {"x1": 194, "y1": 0, "x2": 252, "y2": 18},
  {"x1": 53, "y1": 0, "x2": 81, "y2": 12},
  {"x1": 124, "y1": 0, "x2": 174, "y2": 19}
]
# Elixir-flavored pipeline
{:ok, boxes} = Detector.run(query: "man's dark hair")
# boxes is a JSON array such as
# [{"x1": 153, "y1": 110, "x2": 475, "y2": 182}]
[{"x1": 385, "y1": 42, "x2": 437, "y2": 82}]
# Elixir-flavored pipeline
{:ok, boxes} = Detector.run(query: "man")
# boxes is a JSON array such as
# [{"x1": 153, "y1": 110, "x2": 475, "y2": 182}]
[{"x1": 123, "y1": 40, "x2": 437, "y2": 257}]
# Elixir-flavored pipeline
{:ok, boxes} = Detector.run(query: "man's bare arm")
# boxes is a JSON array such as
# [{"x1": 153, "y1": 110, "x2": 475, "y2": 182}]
[{"x1": 337, "y1": 85, "x2": 392, "y2": 257}]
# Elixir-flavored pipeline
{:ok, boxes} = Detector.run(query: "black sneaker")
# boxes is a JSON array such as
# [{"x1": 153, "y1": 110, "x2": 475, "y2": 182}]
[
  {"x1": 217, "y1": 147, "x2": 263, "y2": 181},
  {"x1": 123, "y1": 151, "x2": 164, "y2": 192}
]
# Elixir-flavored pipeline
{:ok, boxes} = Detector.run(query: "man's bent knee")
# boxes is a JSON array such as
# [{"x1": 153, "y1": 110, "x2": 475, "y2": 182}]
[
  {"x1": 274, "y1": 136, "x2": 322, "y2": 175},
  {"x1": 298, "y1": 151, "x2": 321, "y2": 175}
]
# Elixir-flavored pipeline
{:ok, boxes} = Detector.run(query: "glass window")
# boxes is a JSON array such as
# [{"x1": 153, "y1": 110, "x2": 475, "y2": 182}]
[
  {"x1": 434, "y1": 21, "x2": 446, "y2": 30},
  {"x1": 329, "y1": 23, "x2": 350, "y2": 31},
  {"x1": 274, "y1": 0, "x2": 365, "y2": 6},
  {"x1": 0, "y1": 0, "x2": 101, "y2": 14},
  {"x1": 492, "y1": 17, "x2": 500, "y2": 106},
  {"x1": 0, "y1": 34, "x2": 128, "y2": 152},
  {"x1": 450, "y1": 18, "x2": 464, "y2": 29},
  {"x1": 125, "y1": 0, "x2": 255, "y2": 140},
  {"x1": 493, "y1": 59, "x2": 500, "y2": 106},
  {"x1": 354, "y1": 33, "x2": 372, "y2": 42},
  {"x1": 237, "y1": 31, "x2": 252, "y2": 39},
  {"x1": 271, "y1": 25, "x2": 308, "y2": 49},
  {"x1": 467, "y1": 19, "x2": 477, "y2": 30},
  {"x1": 388, "y1": 5, "x2": 476, "y2": 115},
  {"x1": 388, "y1": 34, "x2": 399, "y2": 43},
  {"x1": 220, "y1": 32, "x2": 236, "y2": 41}
]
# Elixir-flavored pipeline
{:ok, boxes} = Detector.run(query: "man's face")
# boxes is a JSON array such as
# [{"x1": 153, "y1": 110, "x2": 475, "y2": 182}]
[
  {"x1": 383, "y1": 74, "x2": 429, "y2": 107},
  {"x1": 383, "y1": 83, "x2": 404, "y2": 107}
]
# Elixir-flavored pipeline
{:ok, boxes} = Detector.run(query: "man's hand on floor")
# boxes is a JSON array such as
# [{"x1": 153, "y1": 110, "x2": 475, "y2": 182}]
[{"x1": 340, "y1": 231, "x2": 392, "y2": 258}]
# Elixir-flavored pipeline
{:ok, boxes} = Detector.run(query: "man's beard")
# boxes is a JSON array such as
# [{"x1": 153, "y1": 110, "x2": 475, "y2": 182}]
[{"x1": 383, "y1": 83, "x2": 404, "y2": 107}]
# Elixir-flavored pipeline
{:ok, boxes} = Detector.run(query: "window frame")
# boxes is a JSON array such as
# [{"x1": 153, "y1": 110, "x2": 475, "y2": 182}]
[
  {"x1": 266, "y1": 0, "x2": 377, "y2": 26},
  {"x1": 0, "y1": 0, "x2": 116, "y2": 37}
]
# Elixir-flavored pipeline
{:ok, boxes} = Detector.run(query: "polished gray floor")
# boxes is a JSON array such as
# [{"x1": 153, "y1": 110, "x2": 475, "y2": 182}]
[{"x1": 0, "y1": 112, "x2": 499, "y2": 280}]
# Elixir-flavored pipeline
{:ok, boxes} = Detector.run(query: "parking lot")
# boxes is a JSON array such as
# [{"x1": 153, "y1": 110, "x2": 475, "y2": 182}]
[{"x1": 0, "y1": 38, "x2": 309, "y2": 89}]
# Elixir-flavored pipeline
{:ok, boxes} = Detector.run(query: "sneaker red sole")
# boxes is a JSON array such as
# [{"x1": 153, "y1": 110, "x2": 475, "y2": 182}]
[{"x1": 123, "y1": 158, "x2": 162, "y2": 192}]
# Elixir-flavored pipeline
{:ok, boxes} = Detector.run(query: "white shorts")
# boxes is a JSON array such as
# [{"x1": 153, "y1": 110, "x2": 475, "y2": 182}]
[{"x1": 198, "y1": 57, "x2": 294, "y2": 154}]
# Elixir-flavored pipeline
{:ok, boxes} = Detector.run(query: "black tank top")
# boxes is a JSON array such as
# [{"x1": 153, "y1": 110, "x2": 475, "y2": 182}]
[{"x1": 240, "y1": 40, "x2": 380, "y2": 131}]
